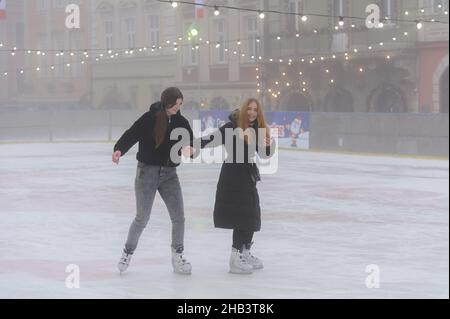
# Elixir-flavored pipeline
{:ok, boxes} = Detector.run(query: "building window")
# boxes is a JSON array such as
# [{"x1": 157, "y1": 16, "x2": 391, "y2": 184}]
[
  {"x1": 104, "y1": 21, "x2": 113, "y2": 50},
  {"x1": 124, "y1": 18, "x2": 136, "y2": 48},
  {"x1": 245, "y1": 15, "x2": 259, "y2": 60},
  {"x1": 37, "y1": 35, "x2": 48, "y2": 79},
  {"x1": 53, "y1": 35, "x2": 65, "y2": 78},
  {"x1": 332, "y1": 0, "x2": 349, "y2": 26},
  {"x1": 288, "y1": 0, "x2": 304, "y2": 32},
  {"x1": 38, "y1": 0, "x2": 47, "y2": 12},
  {"x1": 148, "y1": 15, "x2": 160, "y2": 48},
  {"x1": 69, "y1": 33, "x2": 82, "y2": 78},
  {"x1": 184, "y1": 21, "x2": 199, "y2": 66},
  {"x1": 381, "y1": 0, "x2": 398, "y2": 21},
  {"x1": 214, "y1": 19, "x2": 226, "y2": 64}
]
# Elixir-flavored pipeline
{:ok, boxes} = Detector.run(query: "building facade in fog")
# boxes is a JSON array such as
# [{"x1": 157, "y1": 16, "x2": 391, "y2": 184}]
[
  {"x1": 91, "y1": 0, "x2": 178, "y2": 110},
  {"x1": 261, "y1": 0, "x2": 448, "y2": 113},
  {"x1": 0, "y1": 0, "x2": 25, "y2": 109},
  {"x1": 0, "y1": 0, "x2": 448, "y2": 113},
  {"x1": 0, "y1": 0, "x2": 92, "y2": 110},
  {"x1": 91, "y1": 0, "x2": 262, "y2": 111},
  {"x1": 417, "y1": 0, "x2": 449, "y2": 113}
]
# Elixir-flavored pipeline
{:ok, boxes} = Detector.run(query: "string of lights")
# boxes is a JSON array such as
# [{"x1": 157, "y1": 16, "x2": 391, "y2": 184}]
[{"x1": 159, "y1": 0, "x2": 449, "y2": 25}]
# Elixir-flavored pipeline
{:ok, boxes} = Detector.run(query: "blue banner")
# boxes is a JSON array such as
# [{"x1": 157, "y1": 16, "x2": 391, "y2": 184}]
[{"x1": 199, "y1": 110, "x2": 310, "y2": 149}]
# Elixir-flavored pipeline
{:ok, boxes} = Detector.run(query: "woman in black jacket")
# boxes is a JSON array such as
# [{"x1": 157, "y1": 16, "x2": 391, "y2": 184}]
[
  {"x1": 200, "y1": 98, "x2": 275, "y2": 274},
  {"x1": 112, "y1": 87, "x2": 194, "y2": 275}
]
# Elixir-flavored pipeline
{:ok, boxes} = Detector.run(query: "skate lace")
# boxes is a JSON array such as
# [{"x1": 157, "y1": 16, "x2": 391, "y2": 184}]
[
  {"x1": 245, "y1": 251, "x2": 258, "y2": 261},
  {"x1": 177, "y1": 254, "x2": 188, "y2": 264},
  {"x1": 239, "y1": 253, "x2": 250, "y2": 264},
  {"x1": 120, "y1": 254, "x2": 131, "y2": 264}
]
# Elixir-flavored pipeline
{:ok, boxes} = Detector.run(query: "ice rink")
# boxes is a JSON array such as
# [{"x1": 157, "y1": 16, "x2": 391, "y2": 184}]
[{"x1": 0, "y1": 142, "x2": 448, "y2": 299}]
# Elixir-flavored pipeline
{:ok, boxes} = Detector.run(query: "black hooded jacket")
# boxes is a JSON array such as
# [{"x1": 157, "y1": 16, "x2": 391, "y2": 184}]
[
  {"x1": 198, "y1": 109, "x2": 276, "y2": 231},
  {"x1": 113, "y1": 102, "x2": 193, "y2": 167}
]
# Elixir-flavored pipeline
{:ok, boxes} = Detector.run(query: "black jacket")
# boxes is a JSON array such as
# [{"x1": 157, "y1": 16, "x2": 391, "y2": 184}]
[
  {"x1": 114, "y1": 102, "x2": 193, "y2": 167},
  {"x1": 200, "y1": 110, "x2": 276, "y2": 231}
]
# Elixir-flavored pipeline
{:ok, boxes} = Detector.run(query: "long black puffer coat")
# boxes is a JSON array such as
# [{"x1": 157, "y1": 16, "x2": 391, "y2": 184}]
[{"x1": 200, "y1": 110, "x2": 275, "y2": 231}]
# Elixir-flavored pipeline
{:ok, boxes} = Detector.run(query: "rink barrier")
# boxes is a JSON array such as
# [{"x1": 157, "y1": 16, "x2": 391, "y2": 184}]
[
  {"x1": 0, "y1": 110, "x2": 448, "y2": 157},
  {"x1": 309, "y1": 112, "x2": 449, "y2": 157}
]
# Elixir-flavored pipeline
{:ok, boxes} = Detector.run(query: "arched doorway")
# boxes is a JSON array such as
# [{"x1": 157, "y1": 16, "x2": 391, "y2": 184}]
[
  {"x1": 440, "y1": 68, "x2": 449, "y2": 113},
  {"x1": 432, "y1": 54, "x2": 449, "y2": 113},
  {"x1": 324, "y1": 87, "x2": 354, "y2": 112},
  {"x1": 368, "y1": 84, "x2": 406, "y2": 113},
  {"x1": 280, "y1": 92, "x2": 312, "y2": 112}
]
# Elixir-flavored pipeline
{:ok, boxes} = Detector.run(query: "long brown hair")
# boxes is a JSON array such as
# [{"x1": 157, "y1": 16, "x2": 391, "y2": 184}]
[
  {"x1": 237, "y1": 98, "x2": 270, "y2": 144},
  {"x1": 154, "y1": 87, "x2": 184, "y2": 148}
]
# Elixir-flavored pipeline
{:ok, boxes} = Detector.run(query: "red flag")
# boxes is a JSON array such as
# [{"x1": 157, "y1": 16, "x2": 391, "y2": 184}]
[
  {"x1": 0, "y1": 0, "x2": 6, "y2": 20},
  {"x1": 195, "y1": 0, "x2": 204, "y2": 19}
]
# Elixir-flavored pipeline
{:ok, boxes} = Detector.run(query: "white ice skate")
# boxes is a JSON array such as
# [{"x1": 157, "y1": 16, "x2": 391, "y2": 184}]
[
  {"x1": 118, "y1": 251, "x2": 133, "y2": 274},
  {"x1": 171, "y1": 250, "x2": 192, "y2": 275},
  {"x1": 242, "y1": 242, "x2": 264, "y2": 270},
  {"x1": 229, "y1": 248, "x2": 253, "y2": 274}
]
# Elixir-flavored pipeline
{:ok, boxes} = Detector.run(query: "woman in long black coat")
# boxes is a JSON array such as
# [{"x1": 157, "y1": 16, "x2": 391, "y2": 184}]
[{"x1": 200, "y1": 98, "x2": 275, "y2": 274}]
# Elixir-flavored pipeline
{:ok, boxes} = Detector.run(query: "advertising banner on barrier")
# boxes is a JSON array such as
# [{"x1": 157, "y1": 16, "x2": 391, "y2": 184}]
[{"x1": 199, "y1": 111, "x2": 310, "y2": 149}]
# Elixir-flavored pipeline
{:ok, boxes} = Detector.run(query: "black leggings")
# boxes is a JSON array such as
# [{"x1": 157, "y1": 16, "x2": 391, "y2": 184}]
[{"x1": 232, "y1": 229, "x2": 254, "y2": 251}]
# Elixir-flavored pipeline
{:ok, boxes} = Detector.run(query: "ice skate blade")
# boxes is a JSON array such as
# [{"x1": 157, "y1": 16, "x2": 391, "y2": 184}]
[
  {"x1": 229, "y1": 269, "x2": 253, "y2": 275},
  {"x1": 173, "y1": 269, "x2": 192, "y2": 275}
]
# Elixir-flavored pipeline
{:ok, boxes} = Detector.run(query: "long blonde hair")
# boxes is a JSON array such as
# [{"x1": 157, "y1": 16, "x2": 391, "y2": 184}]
[{"x1": 237, "y1": 98, "x2": 270, "y2": 144}]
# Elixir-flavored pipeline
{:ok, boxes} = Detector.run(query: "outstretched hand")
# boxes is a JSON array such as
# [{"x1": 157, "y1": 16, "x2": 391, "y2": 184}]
[
  {"x1": 264, "y1": 136, "x2": 274, "y2": 147},
  {"x1": 112, "y1": 150, "x2": 122, "y2": 164},
  {"x1": 182, "y1": 146, "x2": 195, "y2": 158}
]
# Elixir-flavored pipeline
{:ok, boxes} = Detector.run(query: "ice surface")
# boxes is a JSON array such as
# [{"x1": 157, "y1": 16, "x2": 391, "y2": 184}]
[{"x1": 0, "y1": 143, "x2": 448, "y2": 298}]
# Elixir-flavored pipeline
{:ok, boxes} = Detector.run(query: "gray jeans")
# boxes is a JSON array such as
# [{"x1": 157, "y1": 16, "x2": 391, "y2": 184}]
[{"x1": 124, "y1": 162, "x2": 185, "y2": 254}]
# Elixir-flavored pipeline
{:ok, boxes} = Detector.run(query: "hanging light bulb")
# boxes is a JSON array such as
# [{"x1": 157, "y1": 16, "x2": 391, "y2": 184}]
[
  {"x1": 338, "y1": 16, "x2": 344, "y2": 27},
  {"x1": 301, "y1": 15, "x2": 308, "y2": 22},
  {"x1": 416, "y1": 20, "x2": 423, "y2": 30},
  {"x1": 214, "y1": 6, "x2": 220, "y2": 16},
  {"x1": 171, "y1": 1, "x2": 178, "y2": 8},
  {"x1": 259, "y1": 11, "x2": 265, "y2": 19}
]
